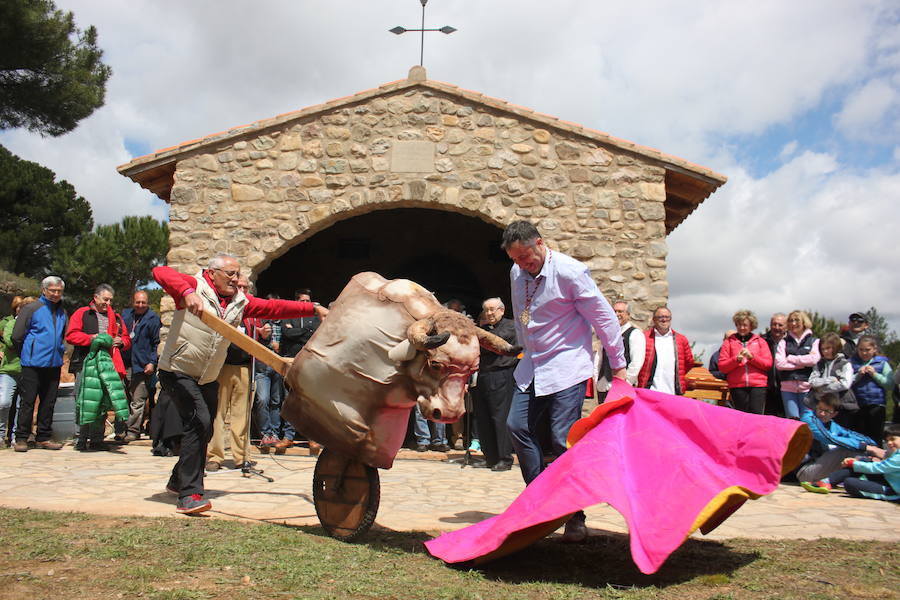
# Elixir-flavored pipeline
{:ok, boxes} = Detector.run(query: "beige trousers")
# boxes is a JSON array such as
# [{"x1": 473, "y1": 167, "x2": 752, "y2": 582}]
[{"x1": 208, "y1": 364, "x2": 251, "y2": 466}]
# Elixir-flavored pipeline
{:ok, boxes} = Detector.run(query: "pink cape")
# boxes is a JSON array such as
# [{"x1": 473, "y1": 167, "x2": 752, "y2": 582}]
[{"x1": 424, "y1": 380, "x2": 811, "y2": 574}]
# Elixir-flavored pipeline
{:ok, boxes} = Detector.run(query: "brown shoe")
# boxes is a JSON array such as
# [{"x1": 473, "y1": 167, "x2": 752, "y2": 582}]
[
  {"x1": 13, "y1": 440, "x2": 28, "y2": 452},
  {"x1": 274, "y1": 438, "x2": 293, "y2": 449},
  {"x1": 35, "y1": 440, "x2": 63, "y2": 450}
]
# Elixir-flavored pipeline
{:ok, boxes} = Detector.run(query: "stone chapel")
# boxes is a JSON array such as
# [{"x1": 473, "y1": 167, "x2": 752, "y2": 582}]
[{"x1": 119, "y1": 66, "x2": 726, "y2": 325}]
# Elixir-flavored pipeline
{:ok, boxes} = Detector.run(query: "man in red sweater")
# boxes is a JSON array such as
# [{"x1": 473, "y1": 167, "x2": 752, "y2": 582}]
[
  {"x1": 637, "y1": 306, "x2": 694, "y2": 396},
  {"x1": 153, "y1": 253, "x2": 327, "y2": 514},
  {"x1": 66, "y1": 283, "x2": 132, "y2": 450}
]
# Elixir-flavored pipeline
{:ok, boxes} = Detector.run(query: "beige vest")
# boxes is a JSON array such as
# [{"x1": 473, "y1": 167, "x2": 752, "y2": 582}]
[{"x1": 158, "y1": 271, "x2": 247, "y2": 384}]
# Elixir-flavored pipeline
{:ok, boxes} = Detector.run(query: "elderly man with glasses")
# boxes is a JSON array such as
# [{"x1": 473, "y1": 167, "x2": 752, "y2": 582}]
[{"x1": 152, "y1": 253, "x2": 327, "y2": 514}]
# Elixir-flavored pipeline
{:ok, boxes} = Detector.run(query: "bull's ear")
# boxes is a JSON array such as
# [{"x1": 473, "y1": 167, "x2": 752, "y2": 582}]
[{"x1": 388, "y1": 339, "x2": 417, "y2": 362}]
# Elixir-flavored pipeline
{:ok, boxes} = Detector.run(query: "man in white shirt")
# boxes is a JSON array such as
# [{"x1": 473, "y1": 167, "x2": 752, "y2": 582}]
[{"x1": 637, "y1": 306, "x2": 694, "y2": 395}]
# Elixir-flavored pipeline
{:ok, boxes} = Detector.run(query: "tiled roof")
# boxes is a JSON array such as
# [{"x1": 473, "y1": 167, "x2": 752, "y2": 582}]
[{"x1": 118, "y1": 67, "x2": 726, "y2": 232}]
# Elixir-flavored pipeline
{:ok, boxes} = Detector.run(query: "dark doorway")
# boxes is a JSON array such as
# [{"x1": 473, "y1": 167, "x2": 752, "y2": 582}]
[{"x1": 256, "y1": 208, "x2": 512, "y2": 317}]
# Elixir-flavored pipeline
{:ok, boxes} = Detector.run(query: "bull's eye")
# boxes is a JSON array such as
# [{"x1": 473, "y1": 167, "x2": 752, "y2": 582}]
[{"x1": 427, "y1": 359, "x2": 444, "y2": 372}]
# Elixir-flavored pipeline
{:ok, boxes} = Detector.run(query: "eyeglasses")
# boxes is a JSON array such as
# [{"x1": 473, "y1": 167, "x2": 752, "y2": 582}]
[
  {"x1": 654, "y1": 316, "x2": 671, "y2": 321},
  {"x1": 213, "y1": 268, "x2": 240, "y2": 279},
  {"x1": 815, "y1": 407, "x2": 838, "y2": 415}
]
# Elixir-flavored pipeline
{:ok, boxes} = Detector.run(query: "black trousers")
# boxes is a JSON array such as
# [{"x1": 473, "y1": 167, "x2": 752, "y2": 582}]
[
  {"x1": 159, "y1": 370, "x2": 218, "y2": 498},
  {"x1": 853, "y1": 404, "x2": 886, "y2": 444},
  {"x1": 473, "y1": 367, "x2": 515, "y2": 466},
  {"x1": 730, "y1": 387, "x2": 767, "y2": 414},
  {"x1": 16, "y1": 366, "x2": 61, "y2": 442}
]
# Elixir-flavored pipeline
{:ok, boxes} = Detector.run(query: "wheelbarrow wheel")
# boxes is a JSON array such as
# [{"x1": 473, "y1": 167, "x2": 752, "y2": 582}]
[{"x1": 312, "y1": 447, "x2": 380, "y2": 542}]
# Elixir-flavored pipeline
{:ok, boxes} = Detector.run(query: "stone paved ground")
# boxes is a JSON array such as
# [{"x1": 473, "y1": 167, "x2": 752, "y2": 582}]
[{"x1": 0, "y1": 443, "x2": 897, "y2": 541}]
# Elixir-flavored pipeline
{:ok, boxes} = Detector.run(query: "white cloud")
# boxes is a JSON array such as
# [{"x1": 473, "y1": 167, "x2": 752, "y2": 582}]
[
  {"x1": 1, "y1": 0, "x2": 898, "y2": 347},
  {"x1": 834, "y1": 78, "x2": 900, "y2": 141},
  {"x1": 779, "y1": 141, "x2": 799, "y2": 161},
  {"x1": 668, "y1": 154, "x2": 900, "y2": 351}
]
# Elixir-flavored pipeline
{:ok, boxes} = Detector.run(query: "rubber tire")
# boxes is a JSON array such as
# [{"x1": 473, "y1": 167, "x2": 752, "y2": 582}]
[{"x1": 312, "y1": 447, "x2": 380, "y2": 542}]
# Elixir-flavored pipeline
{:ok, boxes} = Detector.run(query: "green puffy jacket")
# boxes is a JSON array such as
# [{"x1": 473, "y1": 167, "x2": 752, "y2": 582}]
[
  {"x1": 76, "y1": 334, "x2": 129, "y2": 425},
  {"x1": 0, "y1": 315, "x2": 20, "y2": 375}
]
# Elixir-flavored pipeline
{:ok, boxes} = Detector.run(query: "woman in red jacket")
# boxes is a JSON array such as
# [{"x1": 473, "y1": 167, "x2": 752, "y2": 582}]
[{"x1": 718, "y1": 310, "x2": 773, "y2": 414}]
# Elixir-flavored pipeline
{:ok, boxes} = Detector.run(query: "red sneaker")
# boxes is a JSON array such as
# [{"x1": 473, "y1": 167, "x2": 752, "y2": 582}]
[{"x1": 176, "y1": 494, "x2": 211, "y2": 514}]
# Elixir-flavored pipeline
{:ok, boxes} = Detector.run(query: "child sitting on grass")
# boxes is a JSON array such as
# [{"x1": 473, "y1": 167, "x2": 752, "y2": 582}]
[
  {"x1": 822, "y1": 423, "x2": 900, "y2": 501},
  {"x1": 798, "y1": 392, "x2": 881, "y2": 493}
]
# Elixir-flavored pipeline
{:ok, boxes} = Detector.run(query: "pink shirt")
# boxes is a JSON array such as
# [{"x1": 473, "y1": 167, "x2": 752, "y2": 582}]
[{"x1": 775, "y1": 329, "x2": 820, "y2": 393}]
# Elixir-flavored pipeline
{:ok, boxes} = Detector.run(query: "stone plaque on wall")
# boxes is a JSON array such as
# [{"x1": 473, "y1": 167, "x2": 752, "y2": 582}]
[{"x1": 390, "y1": 140, "x2": 435, "y2": 172}]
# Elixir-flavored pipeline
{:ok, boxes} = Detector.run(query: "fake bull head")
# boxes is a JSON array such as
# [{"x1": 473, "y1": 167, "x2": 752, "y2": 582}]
[
  {"x1": 388, "y1": 309, "x2": 521, "y2": 423},
  {"x1": 281, "y1": 272, "x2": 520, "y2": 469}
]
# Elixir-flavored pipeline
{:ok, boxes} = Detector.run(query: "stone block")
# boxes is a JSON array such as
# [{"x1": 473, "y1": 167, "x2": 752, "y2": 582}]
[
  {"x1": 537, "y1": 173, "x2": 568, "y2": 190},
  {"x1": 639, "y1": 181, "x2": 666, "y2": 201},
  {"x1": 197, "y1": 155, "x2": 219, "y2": 172},
  {"x1": 303, "y1": 140, "x2": 323, "y2": 158},
  {"x1": 555, "y1": 142, "x2": 581, "y2": 161},
  {"x1": 232, "y1": 184, "x2": 264, "y2": 202},
  {"x1": 277, "y1": 154, "x2": 298, "y2": 170},
  {"x1": 638, "y1": 202, "x2": 666, "y2": 221},
  {"x1": 647, "y1": 241, "x2": 668, "y2": 258},
  {"x1": 533, "y1": 129, "x2": 550, "y2": 143},
  {"x1": 539, "y1": 192, "x2": 566, "y2": 209},
  {"x1": 279, "y1": 134, "x2": 303, "y2": 151},
  {"x1": 170, "y1": 185, "x2": 197, "y2": 205}
]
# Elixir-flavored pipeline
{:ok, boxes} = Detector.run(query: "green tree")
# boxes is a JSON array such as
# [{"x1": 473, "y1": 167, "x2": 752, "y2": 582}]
[
  {"x1": 863, "y1": 306, "x2": 898, "y2": 346},
  {"x1": 0, "y1": 0, "x2": 111, "y2": 136},
  {"x1": 807, "y1": 310, "x2": 842, "y2": 339},
  {"x1": 0, "y1": 144, "x2": 94, "y2": 277},
  {"x1": 52, "y1": 216, "x2": 168, "y2": 306}
]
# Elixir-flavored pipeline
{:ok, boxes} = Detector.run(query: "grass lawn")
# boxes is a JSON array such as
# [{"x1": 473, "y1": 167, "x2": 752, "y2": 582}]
[{"x1": 0, "y1": 508, "x2": 896, "y2": 600}]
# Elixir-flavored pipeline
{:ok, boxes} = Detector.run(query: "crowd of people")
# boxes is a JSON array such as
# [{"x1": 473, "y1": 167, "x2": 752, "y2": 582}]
[{"x1": 1, "y1": 221, "x2": 897, "y2": 519}]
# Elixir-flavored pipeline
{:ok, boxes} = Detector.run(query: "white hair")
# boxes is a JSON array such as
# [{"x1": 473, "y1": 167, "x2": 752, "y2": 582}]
[
  {"x1": 41, "y1": 276, "x2": 64, "y2": 290},
  {"x1": 208, "y1": 253, "x2": 237, "y2": 270},
  {"x1": 482, "y1": 297, "x2": 505, "y2": 310}
]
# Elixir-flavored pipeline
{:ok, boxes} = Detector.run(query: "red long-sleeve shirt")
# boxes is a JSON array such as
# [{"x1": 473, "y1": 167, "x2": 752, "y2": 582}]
[{"x1": 151, "y1": 266, "x2": 315, "y2": 320}]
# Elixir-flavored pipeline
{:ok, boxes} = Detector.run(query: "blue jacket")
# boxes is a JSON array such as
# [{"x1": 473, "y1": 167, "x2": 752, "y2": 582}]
[
  {"x1": 850, "y1": 355, "x2": 892, "y2": 406},
  {"x1": 851, "y1": 450, "x2": 900, "y2": 501},
  {"x1": 801, "y1": 409, "x2": 875, "y2": 453},
  {"x1": 121, "y1": 307, "x2": 161, "y2": 374},
  {"x1": 11, "y1": 296, "x2": 67, "y2": 368}
]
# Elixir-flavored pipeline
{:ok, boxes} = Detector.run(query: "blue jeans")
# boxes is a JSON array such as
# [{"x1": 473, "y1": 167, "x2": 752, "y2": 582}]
[
  {"x1": 507, "y1": 380, "x2": 586, "y2": 485},
  {"x1": 414, "y1": 405, "x2": 446, "y2": 446},
  {"x1": 781, "y1": 390, "x2": 808, "y2": 419},
  {"x1": 0, "y1": 373, "x2": 17, "y2": 443},
  {"x1": 254, "y1": 365, "x2": 283, "y2": 437}
]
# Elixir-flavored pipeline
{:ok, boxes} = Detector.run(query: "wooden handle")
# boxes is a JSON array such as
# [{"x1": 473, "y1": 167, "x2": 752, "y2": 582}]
[{"x1": 199, "y1": 310, "x2": 292, "y2": 376}]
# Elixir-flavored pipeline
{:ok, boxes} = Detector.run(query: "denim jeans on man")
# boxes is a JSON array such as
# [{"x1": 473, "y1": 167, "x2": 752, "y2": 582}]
[
  {"x1": 414, "y1": 405, "x2": 446, "y2": 447},
  {"x1": 254, "y1": 364, "x2": 286, "y2": 437},
  {"x1": 507, "y1": 380, "x2": 586, "y2": 484}
]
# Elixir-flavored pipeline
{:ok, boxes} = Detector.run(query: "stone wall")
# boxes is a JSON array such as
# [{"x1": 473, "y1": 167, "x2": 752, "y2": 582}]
[{"x1": 164, "y1": 86, "x2": 669, "y2": 325}]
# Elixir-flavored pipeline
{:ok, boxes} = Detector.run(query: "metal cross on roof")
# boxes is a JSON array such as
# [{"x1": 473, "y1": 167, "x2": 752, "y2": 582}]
[{"x1": 389, "y1": 0, "x2": 456, "y2": 67}]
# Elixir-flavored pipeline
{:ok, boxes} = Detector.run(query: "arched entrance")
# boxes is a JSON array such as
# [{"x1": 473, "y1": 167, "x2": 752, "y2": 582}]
[{"x1": 256, "y1": 208, "x2": 512, "y2": 315}]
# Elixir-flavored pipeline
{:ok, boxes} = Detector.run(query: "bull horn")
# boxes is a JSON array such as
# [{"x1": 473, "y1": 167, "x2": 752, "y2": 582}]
[
  {"x1": 475, "y1": 327, "x2": 522, "y2": 357},
  {"x1": 407, "y1": 318, "x2": 450, "y2": 350},
  {"x1": 388, "y1": 339, "x2": 417, "y2": 362}
]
